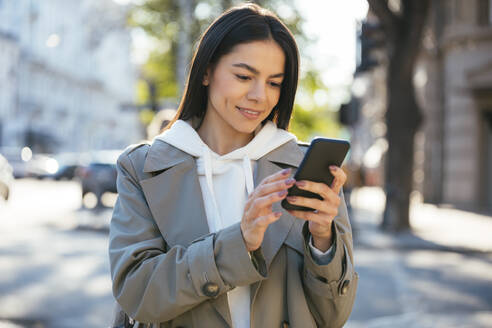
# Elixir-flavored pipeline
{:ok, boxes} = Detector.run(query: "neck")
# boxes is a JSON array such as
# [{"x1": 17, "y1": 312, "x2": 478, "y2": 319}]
[{"x1": 197, "y1": 114, "x2": 254, "y2": 156}]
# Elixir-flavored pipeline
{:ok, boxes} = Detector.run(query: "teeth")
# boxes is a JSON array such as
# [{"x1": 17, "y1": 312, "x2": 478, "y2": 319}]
[{"x1": 238, "y1": 107, "x2": 259, "y2": 115}]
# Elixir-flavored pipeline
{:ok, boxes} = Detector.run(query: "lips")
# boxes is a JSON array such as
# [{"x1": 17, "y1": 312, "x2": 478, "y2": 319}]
[{"x1": 236, "y1": 106, "x2": 262, "y2": 119}]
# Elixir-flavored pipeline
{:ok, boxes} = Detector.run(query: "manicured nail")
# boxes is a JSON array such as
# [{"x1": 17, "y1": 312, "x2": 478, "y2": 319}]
[
  {"x1": 278, "y1": 190, "x2": 288, "y2": 197},
  {"x1": 285, "y1": 178, "x2": 296, "y2": 185},
  {"x1": 281, "y1": 168, "x2": 291, "y2": 175},
  {"x1": 296, "y1": 181, "x2": 306, "y2": 187},
  {"x1": 330, "y1": 166, "x2": 337, "y2": 172},
  {"x1": 287, "y1": 196, "x2": 297, "y2": 202}
]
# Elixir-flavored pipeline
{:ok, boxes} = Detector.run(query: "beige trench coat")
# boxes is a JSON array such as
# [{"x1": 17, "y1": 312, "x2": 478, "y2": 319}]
[{"x1": 109, "y1": 138, "x2": 358, "y2": 328}]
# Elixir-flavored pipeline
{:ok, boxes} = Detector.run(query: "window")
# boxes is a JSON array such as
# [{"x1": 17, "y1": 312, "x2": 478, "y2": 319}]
[
  {"x1": 478, "y1": 0, "x2": 492, "y2": 26},
  {"x1": 490, "y1": 0, "x2": 492, "y2": 24}
]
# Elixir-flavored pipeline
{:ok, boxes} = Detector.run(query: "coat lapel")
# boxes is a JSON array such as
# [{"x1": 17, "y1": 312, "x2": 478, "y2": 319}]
[
  {"x1": 140, "y1": 140, "x2": 209, "y2": 247},
  {"x1": 254, "y1": 140, "x2": 305, "y2": 267},
  {"x1": 250, "y1": 140, "x2": 305, "y2": 307},
  {"x1": 139, "y1": 140, "x2": 232, "y2": 325}
]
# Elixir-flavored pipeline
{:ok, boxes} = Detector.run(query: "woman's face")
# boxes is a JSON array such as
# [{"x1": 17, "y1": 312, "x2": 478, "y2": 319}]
[{"x1": 202, "y1": 40, "x2": 286, "y2": 136}]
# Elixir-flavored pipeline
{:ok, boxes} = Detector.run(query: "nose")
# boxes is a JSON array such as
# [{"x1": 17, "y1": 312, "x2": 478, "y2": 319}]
[{"x1": 247, "y1": 81, "x2": 267, "y2": 103}]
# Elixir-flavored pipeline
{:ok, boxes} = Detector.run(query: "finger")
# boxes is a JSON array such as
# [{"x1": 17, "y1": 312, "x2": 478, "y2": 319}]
[
  {"x1": 255, "y1": 178, "x2": 296, "y2": 198},
  {"x1": 329, "y1": 166, "x2": 347, "y2": 195},
  {"x1": 244, "y1": 195, "x2": 254, "y2": 213},
  {"x1": 285, "y1": 195, "x2": 339, "y2": 214},
  {"x1": 295, "y1": 180, "x2": 333, "y2": 200},
  {"x1": 287, "y1": 209, "x2": 333, "y2": 227},
  {"x1": 259, "y1": 168, "x2": 292, "y2": 185},
  {"x1": 254, "y1": 211, "x2": 282, "y2": 229},
  {"x1": 251, "y1": 190, "x2": 288, "y2": 213}
]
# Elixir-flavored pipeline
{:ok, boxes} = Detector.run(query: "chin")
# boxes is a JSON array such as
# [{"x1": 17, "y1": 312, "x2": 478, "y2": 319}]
[{"x1": 234, "y1": 120, "x2": 262, "y2": 134}]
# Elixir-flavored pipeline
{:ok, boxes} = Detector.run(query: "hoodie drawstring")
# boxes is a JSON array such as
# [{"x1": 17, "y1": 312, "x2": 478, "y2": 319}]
[
  {"x1": 203, "y1": 146, "x2": 225, "y2": 229},
  {"x1": 242, "y1": 155, "x2": 254, "y2": 196},
  {"x1": 202, "y1": 147, "x2": 255, "y2": 230}
]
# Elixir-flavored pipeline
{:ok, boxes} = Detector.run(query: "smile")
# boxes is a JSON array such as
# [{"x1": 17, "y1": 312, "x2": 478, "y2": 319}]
[{"x1": 236, "y1": 106, "x2": 262, "y2": 119}]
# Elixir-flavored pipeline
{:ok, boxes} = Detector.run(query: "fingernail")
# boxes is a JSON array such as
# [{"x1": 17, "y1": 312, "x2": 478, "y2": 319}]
[
  {"x1": 330, "y1": 166, "x2": 337, "y2": 171},
  {"x1": 296, "y1": 181, "x2": 306, "y2": 187},
  {"x1": 287, "y1": 196, "x2": 296, "y2": 202},
  {"x1": 281, "y1": 168, "x2": 291, "y2": 175},
  {"x1": 274, "y1": 212, "x2": 282, "y2": 217},
  {"x1": 285, "y1": 178, "x2": 296, "y2": 185},
  {"x1": 278, "y1": 190, "x2": 287, "y2": 197}
]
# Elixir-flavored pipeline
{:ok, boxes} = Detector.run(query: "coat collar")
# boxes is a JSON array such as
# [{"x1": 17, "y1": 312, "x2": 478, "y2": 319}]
[
  {"x1": 143, "y1": 139, "x2": 191, "y2": 173},
  {"x1": 142, "y1": 138, "x2": 303, "y2": 174}
]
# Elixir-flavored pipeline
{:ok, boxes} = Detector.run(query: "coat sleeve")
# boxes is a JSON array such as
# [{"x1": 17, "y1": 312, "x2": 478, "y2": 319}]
[
  {"x1": 108, "y1": 149, "x2": 267, "y2": 324},
  {"x1": 301, "y1": 190, "x2": 358, "y2": 328}
]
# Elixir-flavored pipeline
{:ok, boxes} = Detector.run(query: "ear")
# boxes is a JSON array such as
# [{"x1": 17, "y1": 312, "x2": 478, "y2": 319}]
[{"x1": 202, "y1": 68, "x2": 210, "y2": 86}]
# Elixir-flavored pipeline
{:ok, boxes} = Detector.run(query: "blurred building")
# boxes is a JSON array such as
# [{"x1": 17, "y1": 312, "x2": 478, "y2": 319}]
[
  {"x1": 353, "y1": 0, "x2": 492, "y2": 214},
  {"x1": 0, "y1": 0, "x2": 142, "y2": 153},
  {"x1": 419, "y1": 0, "x2": 492, "y2": 213}
]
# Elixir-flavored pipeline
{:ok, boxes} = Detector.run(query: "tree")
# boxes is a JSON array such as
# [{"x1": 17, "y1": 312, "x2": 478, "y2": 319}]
[{"x1": 367, "y1": 0, "x2": 431, "y2": 231}]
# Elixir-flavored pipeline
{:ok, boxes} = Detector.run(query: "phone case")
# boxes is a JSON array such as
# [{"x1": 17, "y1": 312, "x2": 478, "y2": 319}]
[{"x1": 281, "y1": 138, "x2": 350, "y2": 211}]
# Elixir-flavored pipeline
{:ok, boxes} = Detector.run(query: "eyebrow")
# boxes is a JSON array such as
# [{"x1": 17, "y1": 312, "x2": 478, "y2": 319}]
[{"x1": 232, "y1": 63, "x2": 284, "y2": 78}]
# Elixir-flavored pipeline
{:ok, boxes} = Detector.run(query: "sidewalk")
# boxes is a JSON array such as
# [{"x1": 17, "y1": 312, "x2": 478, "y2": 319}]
[
  {"x1": 351, "y1": 187, "x2": 492, "y2": 254},
  {"x1": 346, "y1": 187, "x2": 492, "y2": 328}
]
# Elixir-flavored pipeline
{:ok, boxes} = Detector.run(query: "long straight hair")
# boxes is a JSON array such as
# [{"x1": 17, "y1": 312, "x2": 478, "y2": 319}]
[{"x1": 170, "y1": 3, "x2": 299, "y2": 130}]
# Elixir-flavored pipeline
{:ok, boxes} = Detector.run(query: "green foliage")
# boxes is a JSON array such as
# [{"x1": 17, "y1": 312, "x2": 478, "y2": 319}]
[
  {"x1": 129, "y1": 0, "x2": 341, "y2": 139},
  {"x1": 142, "y1": 51, "x2": 178, "y2": 99},
  {"x1": 290, "y1": 104, "x2": 340, "y2": 142}
]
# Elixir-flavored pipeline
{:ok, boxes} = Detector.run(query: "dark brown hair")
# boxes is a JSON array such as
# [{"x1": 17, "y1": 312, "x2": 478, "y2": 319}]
[{"x1": 171, "y1": 3, "x2": 299, "y2": 130}]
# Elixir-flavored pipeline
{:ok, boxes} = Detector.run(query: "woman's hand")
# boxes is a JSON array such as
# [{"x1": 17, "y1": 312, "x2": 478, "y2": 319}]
[
  {"x1": 286, "y1": 166, "x2": 347, "y2": 252},
  {"x1": 241, "y1": 168, "x2": 296, "y2": 252}
]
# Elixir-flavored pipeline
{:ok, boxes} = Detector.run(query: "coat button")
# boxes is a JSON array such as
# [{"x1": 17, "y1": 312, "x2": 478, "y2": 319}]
[
  {"x1": 339, "y1": 279, "x2": 350, "y2": 295},
  {"x1": 202, "y1": 282, "x2": 219, "y2": 297}
]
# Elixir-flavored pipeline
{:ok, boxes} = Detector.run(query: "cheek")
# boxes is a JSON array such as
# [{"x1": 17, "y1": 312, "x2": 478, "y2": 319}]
[
  {"x1": 209, "y1": 76, "x2": 240, "y2": 105},
  {"x1": 268, "y1": 89, "x2": 282, "y2": 108}
]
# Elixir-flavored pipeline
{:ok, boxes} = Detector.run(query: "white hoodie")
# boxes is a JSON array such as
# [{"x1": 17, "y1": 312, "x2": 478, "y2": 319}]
[{"x1": 156, "y1": 119, "x2": 296, "y2": 328}]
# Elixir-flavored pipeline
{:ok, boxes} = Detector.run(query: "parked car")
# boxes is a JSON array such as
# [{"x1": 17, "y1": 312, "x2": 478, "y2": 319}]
[
  {"x1": 47, "y1": 152, "x2": 86, "y2": 180},
  {"x1": 0, "y1": 154, "x2": 14, "y2": 200},
  {"x1": 25, "y1": 154, "x2": 59, "y2": 179},
  {"x1": 76, "y1": 150, "x2": 120, "y2": 208},
  {"x1": 0, "y1": 147, "x2": 59, "y2": 179},
  {"x1": 0, "y1": 147, "x2": 29, "y2": 178}
]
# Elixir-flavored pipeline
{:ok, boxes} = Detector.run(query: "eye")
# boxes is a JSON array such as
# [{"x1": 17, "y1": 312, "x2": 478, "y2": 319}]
[
  {"x1": 269, "y1": 81, "x2": 282, "y2": 88},
  {"x1": 235, "y1": 74, "x2": 251, "y2": 81}
]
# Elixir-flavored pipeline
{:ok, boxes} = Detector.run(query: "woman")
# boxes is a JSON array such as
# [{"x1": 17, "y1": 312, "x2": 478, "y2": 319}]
[{"x1": 109, "y1": 3, "x2": 357, "y2": 328}]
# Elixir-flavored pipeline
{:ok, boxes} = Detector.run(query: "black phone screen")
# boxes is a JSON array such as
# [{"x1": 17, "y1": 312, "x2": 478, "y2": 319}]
[{"x1": 281, "y1": 138, "x2": 350, "y2": 211}]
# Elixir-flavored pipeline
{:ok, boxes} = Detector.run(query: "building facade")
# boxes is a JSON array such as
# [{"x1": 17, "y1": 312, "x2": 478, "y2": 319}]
[
  {"x1": 353, "y1": 0, "x2": 492, "y2": 214},
  {"x1": 0, "y1": 0, "x2": 142, "y2": 153},
  {"x1": 419, "y1": 0, "x2": 492, "y2": 212}
]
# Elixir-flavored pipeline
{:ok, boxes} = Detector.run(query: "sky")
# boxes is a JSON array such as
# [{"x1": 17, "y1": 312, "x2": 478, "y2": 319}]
[
  {"x1": 297, "y1": 0, "x2": 368, "y2": 86},
  {"x1": 294, "y1": 0, "x2": 368, "y2": 108}
]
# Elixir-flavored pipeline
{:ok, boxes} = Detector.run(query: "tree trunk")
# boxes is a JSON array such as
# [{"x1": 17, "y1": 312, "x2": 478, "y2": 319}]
[
  {"x1": 177, "y1": 0, "x2": 193, "y2": 98},
  {"x1": 382, "y1": 77, "x2": 420, "y2": 231},
  {"x1": 367, "y1": 0, "x2": 431, "y2": 232},
  {"x1": 381, "y1": 26, "x2": 423, "y2": 231}
]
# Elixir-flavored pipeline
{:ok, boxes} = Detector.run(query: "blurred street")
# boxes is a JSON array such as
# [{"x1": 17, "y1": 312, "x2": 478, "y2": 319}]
[
  {"x1": 0, "y1": 180, "x2": 491, "y2": 327},
  {"x1": 0, "y1": 179, "x2": 114, "y2": 327},
  {"x1": 347, "y1": 188, "x2": 492, "y2": 328}
]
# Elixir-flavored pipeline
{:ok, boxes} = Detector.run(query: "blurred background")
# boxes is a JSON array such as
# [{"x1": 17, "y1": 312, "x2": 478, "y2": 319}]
[{"x1": 0, "y1": 0, "x2": 491, "y2": 327}]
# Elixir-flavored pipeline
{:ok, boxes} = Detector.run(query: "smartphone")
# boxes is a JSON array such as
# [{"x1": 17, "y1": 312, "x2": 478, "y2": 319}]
[{"x1": 281, "y1": 138, "x2": 350, "y2": 211}]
